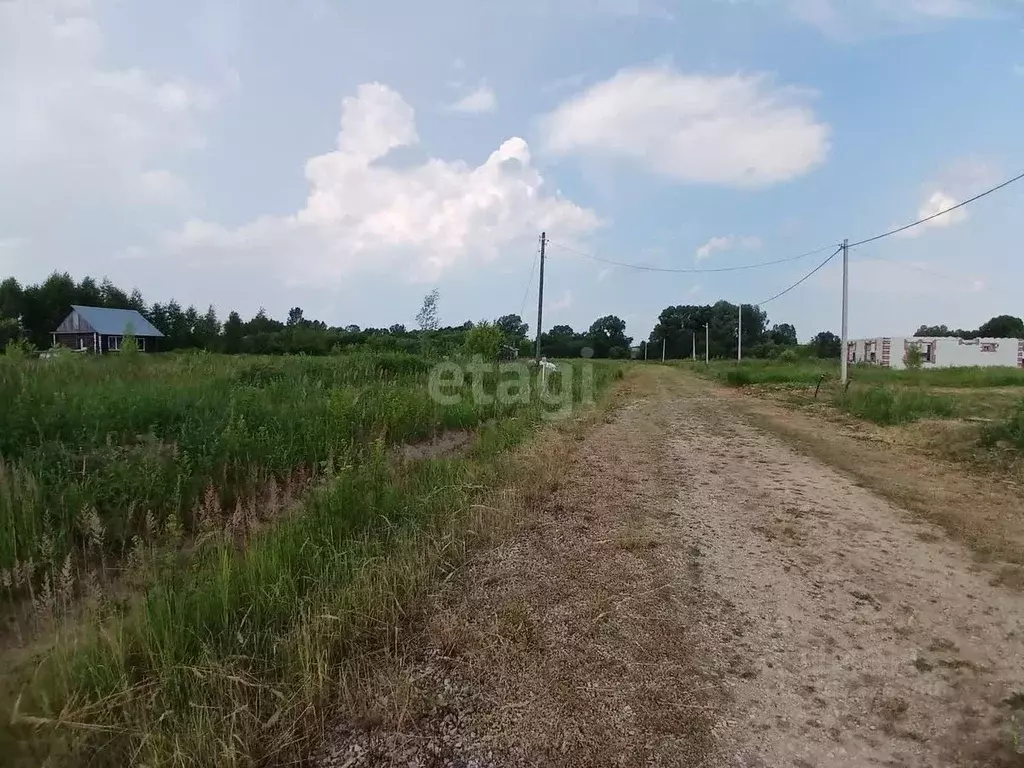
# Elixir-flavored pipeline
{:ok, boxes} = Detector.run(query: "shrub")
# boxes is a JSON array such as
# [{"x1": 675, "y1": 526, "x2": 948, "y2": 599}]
[
  {"x1": 724, "y1": 368, "x2": 753, "y2": 387},
  {"x1": 904, "y1": 345, "x2": 924, "y2": 370},
  {"x1": 778, "y1": 348, "x2": 799, "y2": 364},
  {"x1": 119, "y1": 323, "x2": 140, "y2": 355},
  {"x1": 3, "y1": 337, "x2": 35, "y2": 360},
  {"x1": 463, "y1": 321, "x2": 504, "y2": 359}
]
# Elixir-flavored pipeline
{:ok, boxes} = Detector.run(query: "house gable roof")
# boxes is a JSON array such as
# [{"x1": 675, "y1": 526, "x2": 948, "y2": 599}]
[{"x1": 61, "y1": 306, "x2": 165, "y2": 337}]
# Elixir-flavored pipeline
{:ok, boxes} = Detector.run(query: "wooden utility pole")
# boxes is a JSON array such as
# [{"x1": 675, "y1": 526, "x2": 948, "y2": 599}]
[{"x1": 534, "y1": 232, "x2": 546, "y2": 361}]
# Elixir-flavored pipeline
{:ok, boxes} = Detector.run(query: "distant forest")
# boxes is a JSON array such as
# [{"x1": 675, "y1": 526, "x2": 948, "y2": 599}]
[
  {"x1": 914, "y1": 316, "x2": 1024, "y2": 340},
  {"x1": 5, "y1": 271, "x2": 1012, "y2": 360},
  {"x1": 0, "y1": 272, "x2": 636, "y2": 358}
]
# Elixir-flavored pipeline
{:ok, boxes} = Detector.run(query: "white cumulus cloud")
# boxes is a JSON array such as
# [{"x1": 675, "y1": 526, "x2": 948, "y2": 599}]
[
  {"x1": 0, "y1": 0, "x2": 215, "y2": 206},
  {"x1": 898, "y1": 190, "x2": 968, "y2": 237},
  {"x1": 695, "y1": 234, "x2": 762, "y2": 262},
  {"x1": 898, "y1": 157, "x2": 999, "y2": 238},
  {"x1": 163, "y1": 83, "x2": 598, "y2": 283},
  {"x1": 448, "y1": 85, "x2": 497, "y2": 114},
  {"x1": 541, "y1": 66, "x2": 830, "y2": 187}
]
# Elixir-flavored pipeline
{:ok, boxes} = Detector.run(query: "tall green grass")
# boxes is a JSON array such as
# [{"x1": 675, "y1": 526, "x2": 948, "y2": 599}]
[
  {"x1": 0, "y1": 352, "x2": 586, "y2": 578},
  {"x1": 836, "y1": 386, "x2": 958, "y2": 425},
  {"x1": 0, "y1": 352, "x2": 622, "y2": 766}
]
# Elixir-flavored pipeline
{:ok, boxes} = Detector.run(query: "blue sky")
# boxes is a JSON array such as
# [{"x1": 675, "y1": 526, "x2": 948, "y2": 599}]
[{"x1": 1, "y1": 0, "x2": 1022, "y2": 342}]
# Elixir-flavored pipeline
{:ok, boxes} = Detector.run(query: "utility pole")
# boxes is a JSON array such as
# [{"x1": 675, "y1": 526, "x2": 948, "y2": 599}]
[
  {"x1": 692, "y1": 331, "x2": 695, "y2": 361},
  {"x1": 705, "y1": 323, "x2": 710, "y2": 365},
  {"x1": 534, "y1": 232, "x2": 546, "y2": 361},
  {"x1": 662, "y1": 337, "x2": 666, "y2": 362},
  {"x1": 738, "y1": 304, "x2": 743, "y2": 362},
  {"x1": 840, "y1": 238, "x2": 849, "y2": 385},
  {"x1": 644, "y1": 342, "x2": 648, "y2": 361}
]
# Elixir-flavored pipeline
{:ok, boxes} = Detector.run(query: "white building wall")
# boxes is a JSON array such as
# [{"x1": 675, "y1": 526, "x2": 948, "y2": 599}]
[{"x1": 847, "y1": 337, "x2": 1023, "y2": 370}]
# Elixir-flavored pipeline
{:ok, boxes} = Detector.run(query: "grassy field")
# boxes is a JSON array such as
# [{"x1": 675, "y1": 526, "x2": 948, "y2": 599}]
[
  {"x1": 698, "y1": 359, "x2": 1024, "y2": 434},
  {"x1": 0, "y1": 351, "x2": 622, "y2": 766}
]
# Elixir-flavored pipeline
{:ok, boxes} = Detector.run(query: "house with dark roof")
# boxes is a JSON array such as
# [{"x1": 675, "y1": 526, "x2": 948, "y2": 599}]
[{"x1": 52, "y1": 305, "x2": 165, "y2": 353}]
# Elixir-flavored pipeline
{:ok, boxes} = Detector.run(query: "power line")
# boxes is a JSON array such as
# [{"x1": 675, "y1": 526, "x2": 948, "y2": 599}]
[
  {"x1": 518, "y1": 243, "x2": 539, "y2": 318},
  {"x1": 848, "y1": 170, "x2": 1024, "y2": 247},
  {"x1": 547, "y1": 240, "x2": 839, "y2": 274},
  {"x1": 753, "y1": 246, "x2": 843, "y2": 306},
  {"x1": 546, "y1": 169, "x2": 1023, "y2": 281}
]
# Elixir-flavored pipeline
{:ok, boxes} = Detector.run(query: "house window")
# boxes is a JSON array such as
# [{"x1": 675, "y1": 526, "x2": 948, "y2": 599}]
[
  {"x1": 981, "y1": 342, "x2": 998, "y2": 353},
  {"x1": 922, "y1": 343, "x2": 934, "y2": 363},
  {"x1": 107, "y1": 335, "x2": 120, "y2": 351},
  {"x1": 137, "y1": 337, "x2": 146, "y2": 352}
]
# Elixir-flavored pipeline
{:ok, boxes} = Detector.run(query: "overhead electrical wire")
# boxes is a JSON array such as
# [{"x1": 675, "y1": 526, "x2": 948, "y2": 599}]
[
  {"x1": 518, "y1": 243, "x2": 540, "y2": 318},
  {"x1": 752, "y1": 246, "x2": 844, "y2": 306},
  {"x1": 745, "y1": 173, "x2": 1024, "y2": 309},
  {"x1": 546, "y1": 240, "x2": 840, "y2": 274},
  {"x1": 848, "y1": 170, "x2": 1024, "y2": 247},
  {"x1": 546, "y1": 169, "x2": 1023, "y2": 284}
]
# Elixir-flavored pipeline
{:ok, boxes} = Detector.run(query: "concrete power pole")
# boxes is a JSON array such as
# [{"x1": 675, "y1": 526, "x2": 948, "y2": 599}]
[
  {"x1": 840, "y1": 238, "x2": 849, "y2": 385},
  {"x1": 661, "y1": 336, "x2": 666, "y2": 362},
  {"x1": 705, "y1": 323, "x2": 710, "y2": 365},
  {"x1": 738, "y1": 304, "x2": 743, "y2": 362},
  {"x1": 534, "y1": 232, "x2": 546, "y2": 362},
  {"x1": 692, "y1": 331, "x2": 696, "y2": 361}
]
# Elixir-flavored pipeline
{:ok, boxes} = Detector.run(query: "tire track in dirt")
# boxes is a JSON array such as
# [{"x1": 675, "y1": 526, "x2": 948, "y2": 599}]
[
  {"x1": 318, "y1": 367, "x2": 1024, "y2": 767},
  {"x1": 671, "y1": 376, "x2": 1024, "y2": 767}
]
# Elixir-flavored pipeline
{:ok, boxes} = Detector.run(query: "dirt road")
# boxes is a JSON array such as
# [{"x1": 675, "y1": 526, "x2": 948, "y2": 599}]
[{"x1": 319, "y1": 367, "x2": 1024, "y2": 767}]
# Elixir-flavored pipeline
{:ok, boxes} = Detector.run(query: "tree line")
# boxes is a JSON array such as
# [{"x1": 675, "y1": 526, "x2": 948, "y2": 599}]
[
  {"x1": 0, "y1": 272, "x2": 639, "y2": 359},
  {"x1": 914, "y1": 315, "x2": 1024, "y2": 340},
  {"x1": 28, "y1": 272, "x2": 1013, "y2": 362},
  {"x1": 646, "y1": 301, "x2": 840, "y2": 360}
]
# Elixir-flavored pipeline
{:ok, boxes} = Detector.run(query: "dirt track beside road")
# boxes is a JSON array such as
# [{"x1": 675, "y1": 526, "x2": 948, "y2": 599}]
[{"x1": 319, "y1": 367, "x2": 1024, "y2": 767}]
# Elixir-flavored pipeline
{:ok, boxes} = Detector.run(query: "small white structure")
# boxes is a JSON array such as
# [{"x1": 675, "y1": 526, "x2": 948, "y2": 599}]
[{"x1": 847, "y1": 336, "x2": 1024, "y2": 370}]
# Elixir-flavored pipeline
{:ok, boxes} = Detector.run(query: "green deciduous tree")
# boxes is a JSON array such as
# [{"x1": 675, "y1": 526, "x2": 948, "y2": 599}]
[
  {"x1": 977, "y1": 315, "x2": 1024, "y2": 338},
  {"x1": 588, "y1": 315, "x2": 632, "y2": 358},
  {"x1": 464, "y1": 321, "x2": 505, "y2": 358},
  {"x1": 495, "y1": 313, "x2": 529, "y2": 340},
  {"x1": 650, "y1": 302, "x2": 768, "y2": 360},
  {"x1": 416, "y1": 289, "x2": 440, "y2": 332},
  {"x1": 810, "y1": 331, "x2": 841, "y2": 359},
  {"x1": 769, "y1": 323, "x2": 798, "y2": 346}
]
